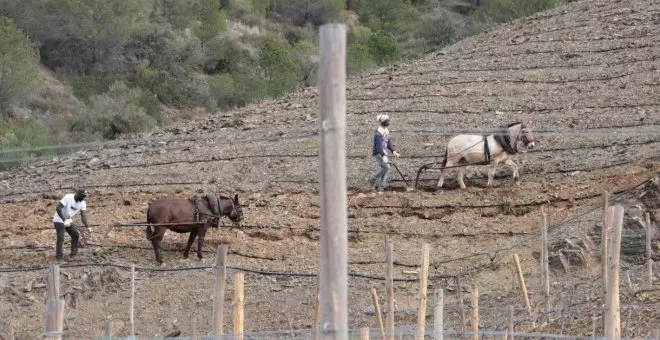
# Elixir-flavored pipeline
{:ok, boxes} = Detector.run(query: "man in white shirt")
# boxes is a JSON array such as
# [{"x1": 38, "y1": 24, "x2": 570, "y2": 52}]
[{"x1": 52, "y1": 189, "x2": 91, "y2": 260}]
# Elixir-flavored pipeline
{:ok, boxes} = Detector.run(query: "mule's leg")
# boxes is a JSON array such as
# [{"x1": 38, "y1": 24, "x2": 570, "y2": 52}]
[
  {"x1": 197, "y1": 226, "x2": 207, "y2": 260},
  {"x1": 184, "y1": 230, "x2": 199, "y2": 259},
  {"x1": 487, "y1": 159, "x2": 501, "y2": 187},
  {"x1": 151, "y1": 227, "x2": 165, "y2": 264},
  {"x1": 504, "y1": 158, "x2": 520, "y2": 184},
  {"x1": 457, "y1": 165, "x2": 468, "y2": 189},
  {"x1": 436, "y1": 157, "x2": 456, "y2": 189}
]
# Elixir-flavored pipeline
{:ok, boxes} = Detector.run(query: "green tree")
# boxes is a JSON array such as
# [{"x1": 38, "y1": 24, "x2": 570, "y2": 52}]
[
  {"x1": 259, "y1": 42, "x2": 300, "y2": 98},
  {"x1": 21, "y1": 0, "x2": 151, "y2": 74},
  {"x1": 366, "y1": 31, "x2": 400, "y2": 65},
  {"x1": 0, "y1": 17, "x2": 43, "y2": 116},
  {"x1": 353, "y1": 0, "x2": 420, "y2": 35}
]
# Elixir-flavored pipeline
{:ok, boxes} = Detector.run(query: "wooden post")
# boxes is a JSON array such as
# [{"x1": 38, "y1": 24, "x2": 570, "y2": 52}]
[
  {"x1": 43, "y1": 300, "x2": 64, "y2": 340},
  {"x1": 433, "y1": 289, "x2": 443, "y2": 340},
  {"x1": 602, "y1": 201, "x2": 614, "y2": 334},
  {"x1": 313, "y1": 294, "x2": 321, "y2": 340},
  {"x1": 130, "y1": 263, "x2": 135, "y2": 338},
  {"x1": 212, "y1": 245, "x2": 228, "y2": 337},
  {"x1": 455, "y1": 276, "x2": 467, "y2": 336},
  {"x1": 44, "y1": 262, "x2": 63, "y2": 340},
  {"x1": 313, "y1": 293, "x2": 321, "y2": 340},
  {"x1": 602, "y1": 191, "x2": 610, "y2": 293},
  {"x1": 371, "y1": 288, "x2": 386, "y2": 340},
  {"x1": 385, "y1": 241, "x2": 394, "y2": 340},
  {"x1": 417, "y1": 244, "x2": 430, "y2": 340},
  {"x1": 646, "y1": 213, "x2": 654, "y2": 289},
  {"x1": 318, "y1": 22, "x2": 348, "y2": 340},
  {"x1": 471, "y1": 285, "x2": 478, "y2": 340},
  {"x1": 192, "y1": 318, "x2": 198, "y2": 340},
  {"x1": 507, "y1": 305, "x2": 514, "y2": 340},
  {"x1": 361, "y1": 328, "x2": 370, "y2": 340},
  {"x1": 605, "y1": 205, "x2": 624, "y2": 340},
  {"x1": 47, "y1": 263, "x2": 60, "y2": 300},
  {"x1": 234, "y1": 272, "x2": 245, "y2": 340},
  {"x1": 540, "y1": 206, "x2": 550, "y2": 312},
  {"x1": 104, "y1": 319, "x2": 113, "y2": 338},
  {"x1": 512, "y1": 253, "x2": 535, "y2": 328}
]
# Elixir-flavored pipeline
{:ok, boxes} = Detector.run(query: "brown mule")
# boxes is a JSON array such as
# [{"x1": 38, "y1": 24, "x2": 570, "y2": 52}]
[{"x1": 145, "y1": 193, "x2": 243, "y2": 264}]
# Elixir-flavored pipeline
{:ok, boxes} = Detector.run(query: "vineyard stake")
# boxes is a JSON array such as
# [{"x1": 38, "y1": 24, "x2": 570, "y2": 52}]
[
  {"x1": 385, "y1": 240, "x2": 395, "y2": 340},
  {"x1": 417, "y1": 244, "x2": 430, "y2": 340},
  {"x1": 512, "y1": 253, "x2": 535, "y2": 328},
  {"x1": 212, "y1": 245, "x2": 228, "y2": 337},
  {"x1": 605, "y1": 205, "x2": 624, "y2": 339}
]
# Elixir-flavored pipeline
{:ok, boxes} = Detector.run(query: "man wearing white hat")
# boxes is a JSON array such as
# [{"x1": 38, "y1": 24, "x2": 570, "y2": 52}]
[{"x1": 368, "y1": 114, "x2": 400, "y2": 191}]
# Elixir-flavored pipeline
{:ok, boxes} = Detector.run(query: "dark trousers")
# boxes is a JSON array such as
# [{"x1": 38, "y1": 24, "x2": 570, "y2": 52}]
[{"x1": 54, "y1": 222, "x2": 80, "y2": 258}]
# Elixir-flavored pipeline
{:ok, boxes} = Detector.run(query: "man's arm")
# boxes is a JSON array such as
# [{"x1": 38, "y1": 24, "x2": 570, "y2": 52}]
[
  {"x1": 56, "y1": 202, "x2": 69, "y2": 221},
  {"x1": 80, "y1": 210, "x2": 90, "y2": 229}
]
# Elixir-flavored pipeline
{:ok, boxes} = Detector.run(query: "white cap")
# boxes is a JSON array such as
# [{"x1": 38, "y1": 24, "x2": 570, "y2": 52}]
[{"x1": 376, "y1": 114, "x2": 390, "y2": 123}]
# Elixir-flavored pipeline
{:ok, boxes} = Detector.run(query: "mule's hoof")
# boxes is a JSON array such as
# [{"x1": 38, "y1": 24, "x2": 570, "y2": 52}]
[{"x1": 159, "y1": 262, "x2": 167, "y2": 267}]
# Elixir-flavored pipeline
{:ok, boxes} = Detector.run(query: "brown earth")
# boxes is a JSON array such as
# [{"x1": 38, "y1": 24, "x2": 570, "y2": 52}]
[{"x1": 1, "y1": 0, "x2": 660, "y2": 338}]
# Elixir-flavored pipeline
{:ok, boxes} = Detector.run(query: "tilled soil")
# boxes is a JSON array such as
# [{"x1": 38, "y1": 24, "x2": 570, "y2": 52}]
[{"x1": 1, "y1": 0, "x2": 660, "y2": 338}]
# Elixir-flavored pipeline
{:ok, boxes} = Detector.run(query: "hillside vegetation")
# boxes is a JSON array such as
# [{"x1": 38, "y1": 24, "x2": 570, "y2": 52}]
[{"x1": 0, "y1": 0, "x2": 566, "y2": 165}]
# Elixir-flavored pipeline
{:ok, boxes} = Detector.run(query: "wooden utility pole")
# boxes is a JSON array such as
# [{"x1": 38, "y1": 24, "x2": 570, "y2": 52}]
[{"x1": 318, "y1": 22, "x2": 348, "y2": 340}]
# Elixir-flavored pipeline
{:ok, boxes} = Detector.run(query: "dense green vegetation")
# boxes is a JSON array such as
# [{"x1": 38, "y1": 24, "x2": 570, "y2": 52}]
[{"x1": 0, "y1": 0, "x2": 566, "y2": 166}]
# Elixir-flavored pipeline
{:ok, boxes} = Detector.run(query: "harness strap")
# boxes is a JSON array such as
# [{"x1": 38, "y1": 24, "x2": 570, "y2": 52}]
[
  {"x1": 483, "y1": 135, "x2": 491, "y2": 164},
  {"x1": 494, "y1": 128, "x2": 517, "y2": 155}
]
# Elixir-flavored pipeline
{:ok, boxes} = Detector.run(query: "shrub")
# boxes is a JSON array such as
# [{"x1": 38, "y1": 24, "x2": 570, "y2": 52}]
[
  {"x1": 347, "y1": 44, "x2": 376, "y2": 74},
  {"x1": 366, "y1": 31, "x2": 400, "y2": 65},
  {"x1": 0, "y1": 17, "x2": 43, "y2": 116},
  {"x1": 0, "y1": 118, "x2": 53, "y2": 169},
  {"x1": 347, "y1": 24, "x2": 372, "y2": 45},
  {"x1": 210, "y1": 69, "x2": 269, "y2": 109},
  {"x1": 69, "y1": 81, "x2": 157, "y2": 140},
  {"x1": 259, "y1": 41, "x2": 300, "y2": 98}
]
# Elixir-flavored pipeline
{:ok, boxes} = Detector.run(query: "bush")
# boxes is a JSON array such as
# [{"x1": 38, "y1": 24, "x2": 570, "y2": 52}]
[
  {"x1": 347, "y1": 44, "x2": 376, "y2": 74},
  {"x1": 259, "y1": 41, "x2": 300, "y2": 98},
  {"x1": 348, "y1": 24, "x2": 372, "y2": 45},
  {"x1": 209, "y1": 69, "x2": 269, "y2": 109},
  {"x1": 69, "y1": 81, "x2": 157, "y2": 140},
  {"x1": 0, "y1": 118, "x2": 55, "y2": 170},
  {"x1": 420, "y1": 11, "x2": 480, "y2": 52},
  {"x1": 0, "y1": 17, "x2": 43, "y2": 116},
  {"x1": 366, "y1": 31, "x2": 400, "y2": 65}
]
